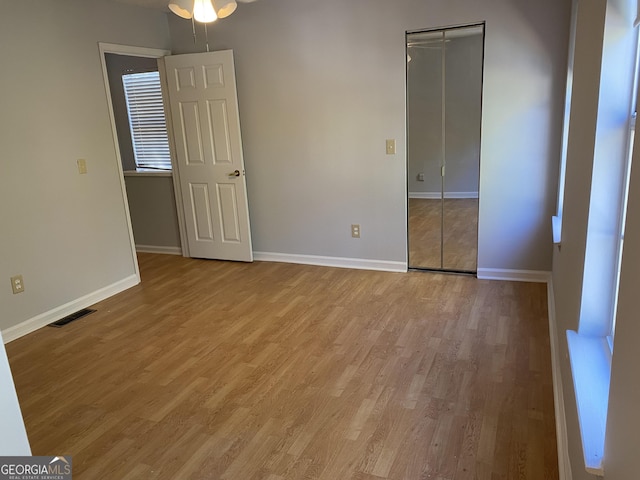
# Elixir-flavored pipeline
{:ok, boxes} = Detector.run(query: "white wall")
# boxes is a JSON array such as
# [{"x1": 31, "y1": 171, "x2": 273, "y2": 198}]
[
  {"x1": 552, "y1": 0, "x2": 640, "y2": 478},
  {"x1": 0, "y1": 0, "x2": 171, "y2": 335},
  {"x1": 551, "y1": 2, "x2": 606, "y2": 477},
  {"x1": 606, "y1": 93, "x2": 640, "y2": 477},
  {"x1": 169, "y1": 0, "x2": 570, "y2": 271},
  {"x1": 580, "y1": 0, "x2": 637, "y2": 337},
  {"x1": 0, "y1": 332, "x2": 30, "y2": 455}
]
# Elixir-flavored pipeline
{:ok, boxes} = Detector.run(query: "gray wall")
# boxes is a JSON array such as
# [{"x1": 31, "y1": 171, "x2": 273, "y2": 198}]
[
  {"x1": 105, "y1": 53, "x2": 160, "y2": 172},
  {"x1": 124, "y1": 175, "x2": 182, "y2": 249},
  {"x1": 408, "y1": 33, "x2": 483, "y2": 196},
  {"x1": 169, "y1": 0, "x2": 569, "y2": 271},
  {"x1": 551, "y1": 0, "x2": 640, "y2": 478},
  {"x1": 0, "y1": 1, "x2": 568, "y2": 334},
  {"x1": 407, "y1": 44, "x2": 444, "y2": 196},
  {"x1": 0, "y1": 0, "x2": 171, "y2": 333}
]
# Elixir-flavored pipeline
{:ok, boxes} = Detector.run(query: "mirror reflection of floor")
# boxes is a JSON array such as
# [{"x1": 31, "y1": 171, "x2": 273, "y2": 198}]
[{"x1": 409, "y1": 198, "x2": 478, "y2": 271}]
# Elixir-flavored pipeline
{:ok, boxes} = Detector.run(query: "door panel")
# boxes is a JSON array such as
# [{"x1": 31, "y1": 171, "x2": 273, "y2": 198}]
[
  {"x1": 179, "y1": 102, "x2": 205, "y2": 164},
  {"x1": 175, "y1": 67, "x2": 196, "y2": 90},
  {"x1": 164, "y1": 50, "x2": 253, "y2": 261},
  {"x1": 217, "y1": 183, "x2": 241, "y2": 242},
  {"x1": 204, "y1": 64, "x2": 224, "y2": 87},
  {"x1": 442, "y1": 27, "x2": 482, "y2": 272},
  {"x1": 407, "y1": 30, "x2": 444, "y2": 270},
  {"x1": 207, "y1": 100, "x2": 233, "y2": 164},
  {"x1": 190, "y1": 183, "x2": 214, "y2": 241}
]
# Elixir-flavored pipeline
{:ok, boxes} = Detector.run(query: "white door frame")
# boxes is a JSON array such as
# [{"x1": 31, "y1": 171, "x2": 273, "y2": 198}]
[{"x1": 98, "y1": 42, "x2": 189, "y2": 276}]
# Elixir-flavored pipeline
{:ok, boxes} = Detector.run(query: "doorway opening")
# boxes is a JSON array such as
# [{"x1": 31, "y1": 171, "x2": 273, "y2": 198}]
[
  {"x1": 99, "y1": 43, "x2": 186, "y2": 276},
  {"x1": 100, "y1": 45, "x2": 254, "y2": 265}
]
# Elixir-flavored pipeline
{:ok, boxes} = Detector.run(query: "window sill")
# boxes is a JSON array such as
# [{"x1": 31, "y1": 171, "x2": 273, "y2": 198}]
[
  {"x1": 566, "y1": 330, "x2": 610, "y2": 477},
  {"x1": 552, "y1": 215, "x2": 562, "y2": 245},
  {"x1": 124, "y1": 169, "x2": 172, "y2": 178}
]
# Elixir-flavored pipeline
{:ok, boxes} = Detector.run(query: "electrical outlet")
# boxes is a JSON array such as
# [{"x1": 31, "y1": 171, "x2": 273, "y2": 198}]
[
  {"x1": 10, "y1": 275, "x2": 24, "y2": 294},
  {"x1": 417, "y1": 173, "x2": 425, "y2": 181},
  {"x1": 351, "y1": 224, "x2": 361, "y2": 238},
  {"x1": 77, "y1": 159, "x2": 87, "y2": 174}
]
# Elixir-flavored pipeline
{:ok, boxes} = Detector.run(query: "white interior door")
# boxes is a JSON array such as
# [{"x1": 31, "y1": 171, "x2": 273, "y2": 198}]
[{"x1": 164, "y1": 50, "x2": 253, "y2": 262}]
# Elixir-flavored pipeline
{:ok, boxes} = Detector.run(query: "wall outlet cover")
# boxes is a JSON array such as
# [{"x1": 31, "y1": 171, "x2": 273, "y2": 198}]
[{"x1": 10, "y1": 275, "x2": 24, "y2": 294}]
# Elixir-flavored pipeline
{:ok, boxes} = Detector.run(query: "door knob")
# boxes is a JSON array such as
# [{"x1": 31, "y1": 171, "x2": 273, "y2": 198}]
[{"x1": 229, "y1": 170, "x2": 240, "y2": 177}]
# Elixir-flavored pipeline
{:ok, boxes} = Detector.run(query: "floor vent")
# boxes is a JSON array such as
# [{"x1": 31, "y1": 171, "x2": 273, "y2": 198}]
[{"x1": 48, "y1": 308, "x2": 96, "y2": 328}]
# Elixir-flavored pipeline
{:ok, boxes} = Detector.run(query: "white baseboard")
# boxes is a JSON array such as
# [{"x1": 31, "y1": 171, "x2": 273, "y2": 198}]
[
  {"x1": 409, "y1": 192, "x2": 479, "y2": 199},
  {"x1": 2, "y1": 274, "x2": 140, "y2": 344},
  {"x1": 135, "y1": 245, "x2": 182, "y2": 255},
  {"x1": 477, "y1": 268, "x2": 551, "y2": 283},
  {"x1": 547, "y1": 280, "x2": 572, "y2": 480},
  {"x1": 253, "y1": 252, "x2": 407, "y2": 273}
]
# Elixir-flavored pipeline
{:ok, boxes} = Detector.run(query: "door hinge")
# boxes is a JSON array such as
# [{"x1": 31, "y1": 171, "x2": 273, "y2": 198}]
[{"x1": 441, "y1": 165, "x2": 445, "y2": 177}]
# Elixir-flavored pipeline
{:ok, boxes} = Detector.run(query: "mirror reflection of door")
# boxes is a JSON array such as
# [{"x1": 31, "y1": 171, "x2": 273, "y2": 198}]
[{"x1": 407, "y1": 24, "x2": 484, "y2": 273}]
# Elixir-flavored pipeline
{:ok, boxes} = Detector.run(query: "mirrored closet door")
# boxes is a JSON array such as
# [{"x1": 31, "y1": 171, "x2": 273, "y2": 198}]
[{"x1": 407, "y1": 24, "x2": 484, "y2": 273}]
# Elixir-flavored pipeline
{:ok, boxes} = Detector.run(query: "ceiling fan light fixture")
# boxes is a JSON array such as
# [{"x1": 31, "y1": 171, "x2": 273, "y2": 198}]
[
  {"x1": 193, "y1": 0, "x2": 217, "y2": 22},
  {"x1": 169, "y1": 0, "x2": 253, "y2": 23},
  {"x1": 212, "y1": 0, "x2": 237, "y2": 19},
  {"x1": 168, "y1": 0, "x2": 193, "y2": 18}
]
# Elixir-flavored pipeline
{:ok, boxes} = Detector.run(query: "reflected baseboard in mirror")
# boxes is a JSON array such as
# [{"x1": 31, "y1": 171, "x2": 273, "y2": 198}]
[{"x1": 408, "y1": 198, "x2": 478, "y2": 272}]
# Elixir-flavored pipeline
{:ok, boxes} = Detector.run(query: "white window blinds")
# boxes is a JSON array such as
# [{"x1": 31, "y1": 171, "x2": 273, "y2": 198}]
[{"x1": 122, "y1": 71, "x2": 172, "y2": 170}]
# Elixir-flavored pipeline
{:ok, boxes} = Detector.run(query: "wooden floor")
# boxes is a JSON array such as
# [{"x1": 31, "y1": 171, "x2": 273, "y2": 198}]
[
  {"x1": 409, "y1": 198, "x2": 479, "y2": 271},
  {"x1": 6, "y1": 254, "x2": 558, "y2": 480}
]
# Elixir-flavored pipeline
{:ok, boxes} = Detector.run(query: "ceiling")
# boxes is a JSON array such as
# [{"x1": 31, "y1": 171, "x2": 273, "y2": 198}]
[
  {"x1": 111, "y1": 0, "x2": 172, "y2": 12},
  {"x1": 111, "y1": 0, "x2": 257, "y2": 12}
]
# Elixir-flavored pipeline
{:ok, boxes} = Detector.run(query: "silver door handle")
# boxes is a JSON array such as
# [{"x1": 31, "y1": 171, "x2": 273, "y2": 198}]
[{"x1": 228, "y1": 170, "x2": 240, "y2": 177}]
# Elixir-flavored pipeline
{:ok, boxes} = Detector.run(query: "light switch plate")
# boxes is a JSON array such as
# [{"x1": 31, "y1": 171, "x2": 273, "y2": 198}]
[
  {"x1": 77, "y1": 159, "x2": 87, "y2": 174},
  {"x1": 386, "y1": 139, "x2": 396, "y2": 155}
]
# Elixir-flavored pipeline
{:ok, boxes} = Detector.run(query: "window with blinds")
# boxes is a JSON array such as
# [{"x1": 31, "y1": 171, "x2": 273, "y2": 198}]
[{"x1": 122, "y1": 71, "x2": 172, "y2": 170}]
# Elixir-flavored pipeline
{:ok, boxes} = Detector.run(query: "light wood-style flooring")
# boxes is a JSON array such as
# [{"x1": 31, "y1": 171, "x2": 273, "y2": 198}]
[
  {"x1": 409, "y1": 198, "x2": 479, "y2": 271},
  {"x1": 6, "y1": 254, "x2": 557, "y2": 479}
]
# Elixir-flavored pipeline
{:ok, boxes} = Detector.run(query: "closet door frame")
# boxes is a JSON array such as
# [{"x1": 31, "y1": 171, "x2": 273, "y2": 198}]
[{"x1": 405, "y1": 22, "x2": 485, "y2": 274}]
